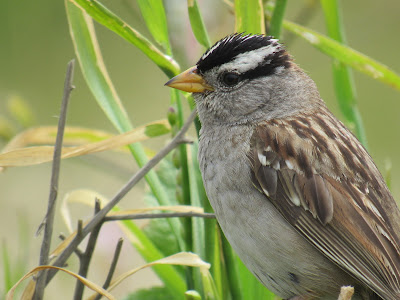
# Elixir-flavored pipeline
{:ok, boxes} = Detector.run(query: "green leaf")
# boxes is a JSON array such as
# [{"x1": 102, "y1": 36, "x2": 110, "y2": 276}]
[
  {"x1": 221, "y1": 233, "x2": 242, "y2": 299},
  {"x1": 187, "y1": 0, "x2": 211, "y2": 48},
  {"x1": 66, "y1": 1, "x2": 131, "y2": 132},
  {"x1": 123, "y1": 286, "x2": 174, "y2": 300},
  {"x1": 208, "y1": 223, "x2": 223, "y2": 299},
  {"x1": 235, "y1": 0, "x2": 265, "y2": 34},
  {"x1": 143, "y1": 217, "x2": 181, "y2": 258},
  {"x1": 143, "y1": 156, "x2": 181, "y2": 258},
  {"x1": 185, "y1": 290, "x2": 201, "y2": 300},
  {"x1": 66, "y1": 0, "x2": 186, "y2": 256},
  {"x1": 200, "y1": 268, "x2": 220, "y2": 300},
  {"x1": 68, "y1": 0, "x2": 180, "y2": 77},
  {"x1": 321, "y1": 0, "x2": 367, "y2": 147},
  {"x1": 188, "y1": 143, "x2": 206, "y2": 293},
  {"x1": 282, "y1": 19, "x2": 400, "y2": 91},
  {"x1": 137, "y1": 0, "x2": 172, "y2": 55},
  {"x1": 236, "y1": 256, "x2": 275, "y2": 299},
  {"x1": 170, "y1": 88, "x2": 192, "y2": 252},
  {"x1": 268, "y1": 0, "x2": 287, "y2": 38},
  {"x1": 145, "y1": 123, "x2": 171, "y2": 138},
  {"x1": 121, "y1": 219, "x2": 186, "y2": 298}
]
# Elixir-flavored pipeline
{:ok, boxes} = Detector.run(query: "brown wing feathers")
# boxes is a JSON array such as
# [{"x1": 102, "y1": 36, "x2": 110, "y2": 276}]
[{"x1": 250, "y1": 110, "x2": 400, "y2": 299}]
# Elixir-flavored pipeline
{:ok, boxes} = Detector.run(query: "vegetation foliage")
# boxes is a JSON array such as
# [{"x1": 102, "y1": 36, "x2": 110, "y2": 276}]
[{"x1": 2, "y1": 0, "x2": 400, "y2": 299}]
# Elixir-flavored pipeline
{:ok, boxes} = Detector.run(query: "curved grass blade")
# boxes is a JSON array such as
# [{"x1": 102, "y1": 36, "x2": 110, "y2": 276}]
[
  {"x1": 235, "y1": 0, "x2": 265, "y2": 34},
  {"x1": 66, "y1": 1, "x2": 130, "y2": 132},
  {"x1": 0, "y1": 121, "x2": 171, "y2": 168},
  {"x1": 200, "y1": 267, "x2": 220, "y2": 300},
  {"x1": 118, "y1": 220, "x2": 186, "y2": 298},
  {"x1": 188, "y1": 143, "x2": 206, "y2": 294},
  {"x1": 66, "y1": 0, "x2": 186, "y2": 251},
  {"x1": 321, "y1": 0, "x2": 367, "y2": 146},
  {"x1": 91, "y1": 252, "x2": 209, "y2": 299},
  {"x1": 137, "y1": 0, "x2": 172, "y2": 55},
  {"x1": 69, "y1": 0, "x2": 180, "y2": 77},
  {"x1": 1, "y1": 121, "x2": 170, "y2": 155},
  {"x1": 221, "y1": 234, "x2": 242, "y2": 299},
  {"x1": 236, "y1": 256, "x2": 275, "y2": 299},
  {"x1": 282, "y1": 19, "x2": 400, "y2": 91},
  {"x1": 187, "y1": 0, "x2": 211, "y2": 48},
  {"x1": 268, "y1": 0, "x2": 287, "y2": 38},
  {"x1": 58, "y1": 189, "x2": 187, "y2": 296},
  {"x1": 7, "y1": 265, "x2": 116, "y2": 300}
]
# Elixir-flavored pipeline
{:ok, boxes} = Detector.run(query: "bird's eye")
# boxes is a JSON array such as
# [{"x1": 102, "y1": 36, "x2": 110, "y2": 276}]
[{"x1": 221, "y1": 72, "x2": 240, "y2": 86}]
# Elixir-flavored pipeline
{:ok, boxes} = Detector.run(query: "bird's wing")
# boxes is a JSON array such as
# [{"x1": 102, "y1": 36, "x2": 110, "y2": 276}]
[{"x1": 250, "y1": 110, "x2": 400, "y2": 300}]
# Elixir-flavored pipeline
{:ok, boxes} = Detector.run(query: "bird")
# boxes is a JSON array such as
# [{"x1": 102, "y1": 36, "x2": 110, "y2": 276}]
[{"x1": 165, "y1": 33, "x2": 400, "y2": 300}]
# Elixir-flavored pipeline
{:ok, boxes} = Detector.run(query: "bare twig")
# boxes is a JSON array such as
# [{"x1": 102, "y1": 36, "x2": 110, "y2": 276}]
[
  {"x1": 77, "y1": 219, "x2": 83, "y2": 238},
  {"x1": 59, "y1": 234, "x2": 83, "y2": 259},
  {"x1": 104, "y1": 211, "x2": 215, "y2": 222},
  {"x1": 45, "y1": 109, "x2": 197, "y2": 285},
  {"x1": 34, "y1": 59, "x2": 75, "y2": 300},
  {"x1": 93, "y1": 238, "x2": 124, "y2": 300},
  {"x1": 73, "y1": 200, "x2": 103, "y2": 300}
]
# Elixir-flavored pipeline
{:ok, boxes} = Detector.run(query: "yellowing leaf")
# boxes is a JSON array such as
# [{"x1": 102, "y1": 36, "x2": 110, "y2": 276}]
[
  {"x1": 108, "y1": 205, "x2": 204, "y2": 216},
  {"x1": 60, "y1": 188, "x2": 205, "y2": 234},
  {"x1": 7, "y1": 265, "x2": 116, "y2": 300},
  {"x1": 61, "y1": 189, "x2": 110, "y2": 233},
  {"x1": 0, "y1": 120, "x2": 170, "y2": 168},
  {"x1": 2, "y1": 126, "x2": 114, "y2": 153},
  {"x1": 87, "y1": 252, "x2": 210, "y2": 300}
]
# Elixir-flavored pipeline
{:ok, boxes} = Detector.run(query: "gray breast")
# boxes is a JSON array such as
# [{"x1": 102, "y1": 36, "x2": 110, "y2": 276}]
[{"x1": 197, "y1": 123, "x2": 357, "y2": 299}]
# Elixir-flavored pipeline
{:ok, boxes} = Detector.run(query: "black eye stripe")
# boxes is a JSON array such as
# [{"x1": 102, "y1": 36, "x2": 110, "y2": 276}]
[{"x1": 240, "y1": 51, "x2": 291, "y2": 80}]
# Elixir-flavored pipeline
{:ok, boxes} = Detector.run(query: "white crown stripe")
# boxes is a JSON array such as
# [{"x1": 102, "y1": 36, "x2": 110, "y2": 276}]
[
  {"x1": 222, "y1": 44, "x2": 281, "y2": 73},
  {"x1": 201, "y1": 40, "x2": 223, "y2": 60}
]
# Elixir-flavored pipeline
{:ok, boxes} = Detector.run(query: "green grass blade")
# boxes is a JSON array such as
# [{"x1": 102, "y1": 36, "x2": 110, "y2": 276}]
[
  {"x1": 236, "y1": 257, "x2": 275, "y2": 299},
  {"x1": 220, "y1": 233, "x2": 276, "y2": 299},
  {"x1": 137, "y1": 0, "x2": 172, "y2": 55},
  {"x1": 169, "y1": 89, "x2": 192, "y2": 253},
  {"x1": 125, "y1": 286, "x2": 174, "y2": 299},
  {"x1": 187, "y1": 95, "x2": 201, "y2": 136},
  {"x1": 174, "y1": 91, "x2": 191, "y2": 211},
  {"x1": 221, "y1": 234, "x2": 242, "y2": 300},
  {"x1": 282, "y1": 19, "x2": 400, "y2": 91},
  {"x1": 66, "y1": 1, "x2": 130, "y2": 132},
  {"x1": 66, "y1": 0, "x2": 186, "y2": 251},
  {"x1": 187, "y1": 0, "x2": 211, "y2": 48},
  {"x1": 68, "y1": 0, "x2": 180, "y2": 77},
  {"x1": 208, "y1": 221, "x2": 223, "y2": 299},
  {"x1": 321, "y1": 0, "x2": 367, "y2": 146},
  {"x1": 235, "y1": 0, "x2": 265, "y2": 34},
  {"x1": 268, "y1": 0, "x2": 287, "y2": 38},
  {"x1": 200, "y1": 268, "x2": 220, "y2": 300},
  {"x1": 188, "y1": 143, "x2": 206, "y2": 293},
  {"x1": 121, "y1": 219, "x2": 186, "y2": 298},
  {"x1": 186, "y1": 142, "x2": 219, "y2": 297}
]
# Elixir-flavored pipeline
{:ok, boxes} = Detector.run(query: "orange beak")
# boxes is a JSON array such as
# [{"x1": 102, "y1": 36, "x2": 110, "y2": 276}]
[{"x1": 165, "y1": 66, "x2": 214, "y2": 93}]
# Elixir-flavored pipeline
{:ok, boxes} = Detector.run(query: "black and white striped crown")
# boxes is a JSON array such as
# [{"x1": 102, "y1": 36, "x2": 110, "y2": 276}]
[{"x1": 196, "y1": 33, "x2": 291, "y2": 79}]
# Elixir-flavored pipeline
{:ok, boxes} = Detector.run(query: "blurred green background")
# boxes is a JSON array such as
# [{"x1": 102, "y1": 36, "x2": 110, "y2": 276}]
[{"x1": 1, "y1": 0, "x2": 399, "y2": 298}]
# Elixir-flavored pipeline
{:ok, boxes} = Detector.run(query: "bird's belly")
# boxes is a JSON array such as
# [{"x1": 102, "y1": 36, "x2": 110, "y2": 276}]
[{"x1": 203, "y1": 168, "x2": 356, "y2": 299}]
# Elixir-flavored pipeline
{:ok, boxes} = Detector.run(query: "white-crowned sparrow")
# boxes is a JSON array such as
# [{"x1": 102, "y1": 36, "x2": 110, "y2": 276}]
[{"x1": 165, "y1": 33, "x2": 400, "y2": 300}]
